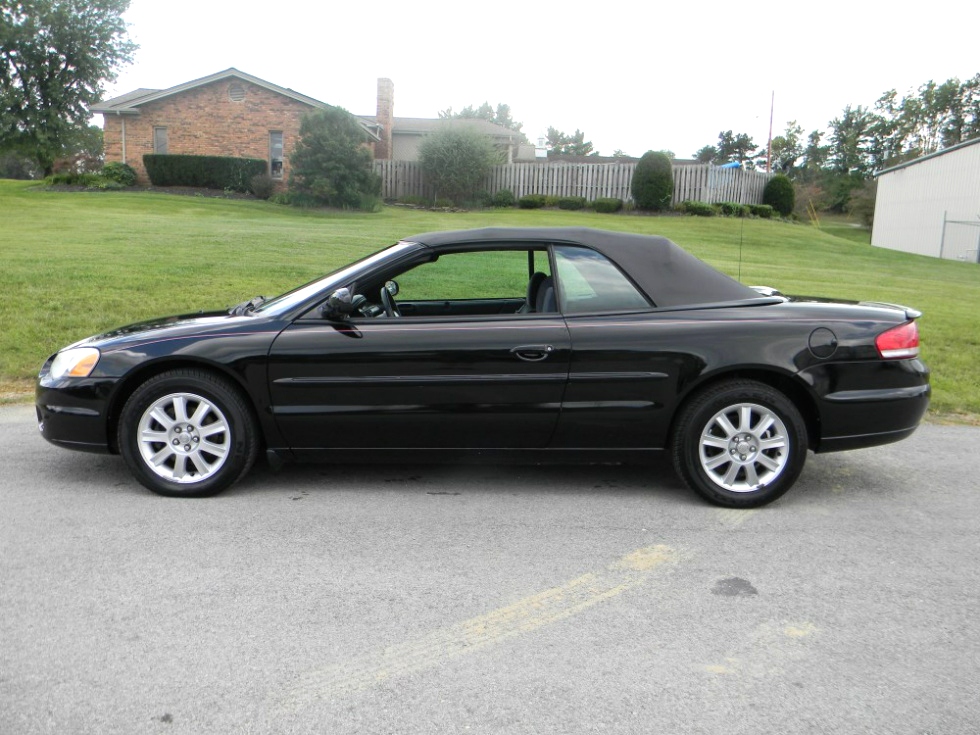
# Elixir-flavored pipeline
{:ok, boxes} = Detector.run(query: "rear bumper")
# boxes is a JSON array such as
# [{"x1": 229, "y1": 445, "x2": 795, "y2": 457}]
[{"x1": 810, "y1": 359, "x2": 930, "y2": 453}]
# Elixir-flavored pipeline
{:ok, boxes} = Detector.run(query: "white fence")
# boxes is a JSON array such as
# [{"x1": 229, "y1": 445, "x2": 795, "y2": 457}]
[{"x1": 374, "y1": 160, "x2": 773, "y2": 205}]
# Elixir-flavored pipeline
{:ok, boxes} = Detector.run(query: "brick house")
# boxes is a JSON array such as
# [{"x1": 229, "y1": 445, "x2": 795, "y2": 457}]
[
  {"x1": 94, "y1": 68, "x2": 531, "y2": 186},
  {"x1": 92, "y1": 68, "x2": 382, "y2": 185}
]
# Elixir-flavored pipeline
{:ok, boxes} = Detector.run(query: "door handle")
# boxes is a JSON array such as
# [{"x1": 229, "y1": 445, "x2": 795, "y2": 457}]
[{"x1": 511, "y1": 344, "x2": 555, "y2": 362}]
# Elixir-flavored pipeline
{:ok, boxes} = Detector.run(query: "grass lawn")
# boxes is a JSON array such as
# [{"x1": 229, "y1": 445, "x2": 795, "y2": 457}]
[{"x1": 2, "y1": 180, "x2": 977, "y2": 421}]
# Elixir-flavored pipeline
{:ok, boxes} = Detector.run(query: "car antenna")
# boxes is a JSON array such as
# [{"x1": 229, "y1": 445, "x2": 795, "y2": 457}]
[{"x1": 737, "y1": 213, "x2": 744, "y2": 281}]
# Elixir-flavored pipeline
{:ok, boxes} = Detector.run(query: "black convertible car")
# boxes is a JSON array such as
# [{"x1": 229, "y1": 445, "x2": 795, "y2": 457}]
[{"x1": 37, "y1": 227, "x2": 929, "y2": 507}]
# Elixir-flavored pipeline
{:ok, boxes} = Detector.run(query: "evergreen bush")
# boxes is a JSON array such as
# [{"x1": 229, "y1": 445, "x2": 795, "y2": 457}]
[
  {"x1": 748, "y1": 204, "x2": 774, "y2": 219},
  {"x1": 763, "y1": 174, "x2": 795, "y2": 216},
  {"x1": 631, "y1": 151, "x2": 674, "y2": 211},
  {"x1": 518, "y1": 194, "x2": 547, "y2": 209},
  {"x1": 250, "y1": 174, "x2": 275, "y2": 200},
  {"x1": 558, "y1": 196, "x2": 587, "y2": 210},
  {"x1": 101, "y1": 162, "x2": 137, "y2": 187},
  {"x1": 491, "y1": 189, "x2": 515, "y2": 207},
  {"x1": 143, "y1": 154, "x2": 266, "y2": 191},
  {"x1": 718, "y1": 201, "x2": 750, "y2": 217},
  {"x1": 290, "y1": 108, "x2": 381, "y2": 210},
  {"x1": 592, "y1": 197, "x2": 623, "y2": 213},
  {"x1": 681, "y1": 200, "x2": 716, "y2": 217}
]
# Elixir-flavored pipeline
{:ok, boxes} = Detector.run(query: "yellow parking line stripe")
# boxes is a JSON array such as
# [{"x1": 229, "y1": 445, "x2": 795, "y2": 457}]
[{"x1": 285, "y1": 544, "x2": 677, "y2": 705}]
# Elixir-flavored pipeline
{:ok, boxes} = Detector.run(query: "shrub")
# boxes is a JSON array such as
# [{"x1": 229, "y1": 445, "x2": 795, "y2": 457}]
[
  {"x1": 143, "y1": 154, "x2": 266, "y2": 192},
  {"x1": 846, "y1": 179, "x2": 877, "y2": 228},
  {"x1": 433, "y1": 197, "x2": 455, "y2": 208},
  {"x1": 748, "y1": 204, "x2": 774, "y2": 219},
  {"x1": 290, "y1": 107, "x2": 382, "y2": 210},
  {"x1": 250, "y1": 174, "x2": 275, "y2": 200},
  {"x1": 471, "y1": 190, "x2": 493, "y2": 208},
  {"x1": 518, "y1": 194, "x2": 547, "y2": 209},
  {"x1": 631, "y1": 150, "x2": 674, "y2": 211},
  {"x1": 718, "y1": 201, "x2": 750, "y2": 217},
  {"x1": 398, "y1": 194, "x2": 428, "y2": 206},
  {"x1": 680, "y1": 200, "x2": 716, "y2": 217},
  {"x1": 46, "y1": 172, "x2": 101, "y2": 186},
  {"x1": 269, "y1": 190, "x2": 320, "y2": 207},
  {"x1": 491, "y1": 189, "x2": 515, "y2": 207},
  {"x1": 100, "y1": 162, "x2": 137, "y2": 187},
  {"x1": 592, "y1": 197, "x2": 623, "y2": 213},
  {"x1": 558, "y1": 196, "x2": 587, "y2": 210},
  {"x1": 418, "y1": 126, "x2": 499, "y2": 205},
  {"x1": 763, "y1": 174, "x2": 795, "y2": 216},
  {"x1": 359, "y1": 193, "x2": 383, "y2": 213},
  {"x1": 544, "y1": 195, "x2": 560, "y2": 207},
  {"x1": 0, "y1": 151, "x2": 38, "y2": 179}
]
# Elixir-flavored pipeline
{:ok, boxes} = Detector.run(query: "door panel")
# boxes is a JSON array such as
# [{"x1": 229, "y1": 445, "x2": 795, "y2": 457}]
[{"x1": 268, "y1": 316, "x2": 570, "y2": 449}]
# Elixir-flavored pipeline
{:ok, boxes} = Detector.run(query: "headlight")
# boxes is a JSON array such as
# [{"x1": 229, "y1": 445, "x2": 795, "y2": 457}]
[{"x1": 49, "y1": 347, "x2": 100, "y2": 379}]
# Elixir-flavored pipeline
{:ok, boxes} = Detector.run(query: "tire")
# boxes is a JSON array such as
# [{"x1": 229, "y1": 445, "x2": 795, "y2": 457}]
[
  {"x1": 671, "y1": 380, "x2": 807, "y2": 508},
  {"x1": 117, "y1": 369, "x2": 259, "y2": 497}
]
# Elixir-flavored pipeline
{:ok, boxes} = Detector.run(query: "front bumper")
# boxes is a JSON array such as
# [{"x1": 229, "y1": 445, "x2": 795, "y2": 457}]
[{"x1": 36, "y1": 368, "x2": 116, "y2": 454}]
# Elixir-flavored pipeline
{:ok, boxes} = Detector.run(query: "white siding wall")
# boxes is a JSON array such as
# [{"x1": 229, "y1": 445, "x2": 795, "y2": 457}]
[{"x1": 872, "y1": 140, "x2": 980, "y2": 261}]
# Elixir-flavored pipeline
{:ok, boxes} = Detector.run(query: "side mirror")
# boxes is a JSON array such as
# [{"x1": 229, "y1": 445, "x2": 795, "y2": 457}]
[{"x1": 320, "y1": 287, "x2": 353, "y2": 319}]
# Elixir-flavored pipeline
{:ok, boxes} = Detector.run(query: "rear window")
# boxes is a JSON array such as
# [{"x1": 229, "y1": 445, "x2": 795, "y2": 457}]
[{"x1": 554, "y1": 246, "x2": 650, "y2": 314}]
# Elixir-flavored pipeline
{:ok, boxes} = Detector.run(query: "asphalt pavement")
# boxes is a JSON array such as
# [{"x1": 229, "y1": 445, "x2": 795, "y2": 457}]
[{"x1": 1, "y1": 403, "x2": 978, "y2": 734}]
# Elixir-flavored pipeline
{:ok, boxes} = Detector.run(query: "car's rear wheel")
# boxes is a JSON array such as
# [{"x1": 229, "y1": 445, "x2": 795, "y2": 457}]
[
  {"x1": 118, "y1": 369, "x2": 258, "y2": 497},
  {"x1": 672, "y1": 380, "x2": 807, "y2": 508}
]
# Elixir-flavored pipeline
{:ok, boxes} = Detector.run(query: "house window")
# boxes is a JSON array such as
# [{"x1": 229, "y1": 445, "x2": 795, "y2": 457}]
[
  {"x1": 153, "y1": 127, "x2": 168, "y2": 154},
  {"x1": 269, "y1": 131, "x2": 284, "y2": 179}
]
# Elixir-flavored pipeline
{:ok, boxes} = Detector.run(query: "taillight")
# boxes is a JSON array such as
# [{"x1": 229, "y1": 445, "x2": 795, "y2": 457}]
[{"x1": 876, "y1": 321, "x2": 919, "y2": 359}]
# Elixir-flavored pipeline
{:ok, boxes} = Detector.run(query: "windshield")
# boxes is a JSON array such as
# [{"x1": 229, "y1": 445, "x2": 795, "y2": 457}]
[{"x1": 253, "y1": 241, "x2": 420, "y2": 316}]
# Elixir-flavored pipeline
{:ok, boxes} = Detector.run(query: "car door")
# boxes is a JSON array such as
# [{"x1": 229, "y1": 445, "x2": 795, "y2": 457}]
[
  {"x1": 548, "y1": 244, "x2": 685, "y2": 450},
  {"x1": 267, "y1": 247, "x2": 571, "y2": 450}
]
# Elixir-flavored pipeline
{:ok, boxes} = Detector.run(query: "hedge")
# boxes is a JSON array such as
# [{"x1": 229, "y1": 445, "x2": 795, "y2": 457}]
[
  {"x1": 592, "y1": 197, "x2": 623, "y2": 213},
  {"x1": 143, "y1": 154, "x2": 267, "y2": 192}
]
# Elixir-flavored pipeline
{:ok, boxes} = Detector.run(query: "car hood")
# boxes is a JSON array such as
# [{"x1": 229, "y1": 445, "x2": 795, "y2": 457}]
[{"x1": 66, "y1": 311, "x2": 267, "y2": 352}]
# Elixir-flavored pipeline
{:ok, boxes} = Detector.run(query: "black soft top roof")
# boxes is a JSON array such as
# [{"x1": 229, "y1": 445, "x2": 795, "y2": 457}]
[{"x1": 405, "y1": 227, "x2": 762, "y2": 308}]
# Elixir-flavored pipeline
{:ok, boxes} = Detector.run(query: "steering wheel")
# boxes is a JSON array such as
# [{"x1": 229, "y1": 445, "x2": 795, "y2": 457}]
[{"x1": 380, "y1": 283, "x2": 401, "y2": 317}]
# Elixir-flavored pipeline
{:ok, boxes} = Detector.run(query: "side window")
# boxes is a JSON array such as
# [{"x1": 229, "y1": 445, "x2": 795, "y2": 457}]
[
  {"x1": 553, "y1": 246, "x2": 650, "y2": 314},
  {"x1": 396, "y1": 249, "x2": 548, "y2": 302},
  {"x1": 269, "y1": 131, "x2": 284, "y2": 179},
  {"x1": 153, "y1": 127, "x2": 168, "y2": 154}
]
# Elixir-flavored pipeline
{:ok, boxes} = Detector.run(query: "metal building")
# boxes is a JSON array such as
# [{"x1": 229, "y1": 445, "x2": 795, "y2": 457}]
[{"x1": 872, "y1": 137, "x2": 980, "y2": 263}]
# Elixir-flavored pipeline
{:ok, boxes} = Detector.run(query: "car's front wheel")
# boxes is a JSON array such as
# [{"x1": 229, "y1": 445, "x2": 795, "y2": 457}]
[
  {"x1": 118, "y1": 369, "x2": 258, "y2": 497},
  {"x1": 672, "y1": 380, "x2": 807, "y2": 508}
]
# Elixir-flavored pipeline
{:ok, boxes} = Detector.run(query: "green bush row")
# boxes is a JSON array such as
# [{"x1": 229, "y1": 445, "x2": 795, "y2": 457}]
[
  {"x1": 678, "y1": 201, "x2": 777, "y2": 218},
  {"x1": 143, "y1": 154, "x2": 266, "y2": 192}
]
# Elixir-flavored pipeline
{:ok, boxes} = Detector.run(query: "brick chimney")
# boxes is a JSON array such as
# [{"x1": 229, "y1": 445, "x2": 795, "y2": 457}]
[{"x1": 376, "y1": 78, "x2": 394, "y2": 160}]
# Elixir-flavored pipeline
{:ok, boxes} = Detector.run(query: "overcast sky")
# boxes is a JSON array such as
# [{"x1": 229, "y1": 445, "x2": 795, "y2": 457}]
[{"x1": 103, "y1": 0, "x2": 979, "y2": 159}]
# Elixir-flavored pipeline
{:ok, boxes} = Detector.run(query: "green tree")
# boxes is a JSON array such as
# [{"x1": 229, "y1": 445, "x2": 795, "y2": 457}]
[
  {"x1": 418, "y1": 125, "x2": 499, "y2": 205},
  {"x1": 828, "y1": 105, "x2": 879, "y2": 175},
  {"x1": 439, "y1": 102, "x2": 526, "y2": 139},
  {"x1": 715, "y1": 130, "x2": 757, "y2": 163},
  {"x1": 0, "y1": 0, "x2": 136, "y2": 175},
  {"x1": 290, "y1": 107, "x2": 381, "y2": 209},
  {"x1": 631, "y1": 150, "x2": 673, "y2": 211},
  {"x1": 768, "y1": 121, "x2": 804, "y2": 174},
  {"x1": 801, "y1": 130, "x2": 829, "y2": 173},
  {"x1": 693, "y1": 145, "x2": 717, "y2": 163},
  {"x1": 545, "y1": 127, "x2": 596, "y2": 157},
  {"x1": 55, "y1": 123, "x2": 103, "y2": 172}
]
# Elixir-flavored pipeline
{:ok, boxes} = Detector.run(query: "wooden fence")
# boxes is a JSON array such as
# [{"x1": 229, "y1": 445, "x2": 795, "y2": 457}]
[{"x1": 374, "y1": 160, "x2": 772, "y2": 206}]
